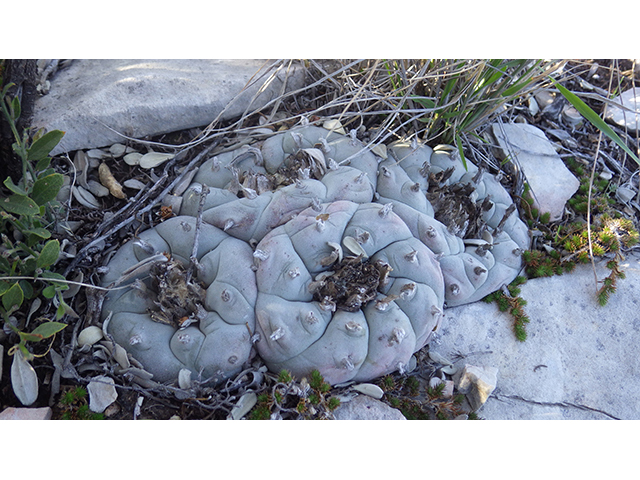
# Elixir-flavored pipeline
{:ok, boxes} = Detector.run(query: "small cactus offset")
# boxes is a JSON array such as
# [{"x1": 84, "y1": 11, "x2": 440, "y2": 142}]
[{"x1": 100, "y1": 123, "x2": 530, "y2": 385}]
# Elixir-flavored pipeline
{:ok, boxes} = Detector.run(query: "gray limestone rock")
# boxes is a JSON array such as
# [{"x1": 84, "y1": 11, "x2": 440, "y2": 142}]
[
  {"x1": 31, "y1": 59, "x2": 305, "y2": 156},
  {"x1": 333, "y1": 394, "x2": 406, "y2": 420},
  {"x1": 491, "y1": 123, "x2": 580, "y2": 221},
  {"x1": 431, "y1": 252, "x2": 640, "y2": 419}
]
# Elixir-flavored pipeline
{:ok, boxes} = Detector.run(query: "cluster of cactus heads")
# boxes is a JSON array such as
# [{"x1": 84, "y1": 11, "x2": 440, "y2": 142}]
[{"x1": 100, "y1": 123, "x2": 530, "y2": 385}]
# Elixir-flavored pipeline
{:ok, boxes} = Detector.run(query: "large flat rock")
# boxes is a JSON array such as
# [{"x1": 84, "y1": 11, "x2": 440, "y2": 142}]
[
  {"x1": 431, "y1": 252, "x2": 640, "y2": 419},
  {"x1": 31, "y1": 59, "x2": 305, "y2": 156}
]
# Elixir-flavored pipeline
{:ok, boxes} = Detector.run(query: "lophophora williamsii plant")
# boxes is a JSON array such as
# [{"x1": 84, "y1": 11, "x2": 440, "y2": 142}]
[{"x1": 100, "y1": 124, "x2": 530, "y2": 385}]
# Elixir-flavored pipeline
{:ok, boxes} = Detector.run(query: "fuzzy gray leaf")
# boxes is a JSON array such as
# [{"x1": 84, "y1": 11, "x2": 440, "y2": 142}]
[{"x1": 11, "y1": 350, "x2": 39, "y2": 406}]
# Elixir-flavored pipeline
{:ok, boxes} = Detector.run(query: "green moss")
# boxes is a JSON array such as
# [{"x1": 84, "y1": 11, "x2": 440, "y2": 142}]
[
  {"x1": 327, "y1": 396, "x2": 341, "y2": 410},
  {"x1": 277, "y1": 369, "x2": 293, "y2": 383}
]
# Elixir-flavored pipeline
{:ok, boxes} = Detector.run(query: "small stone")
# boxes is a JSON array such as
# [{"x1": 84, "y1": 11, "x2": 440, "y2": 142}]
[
  {"x1": 604, "y1": 88, "x2": 640, "y2": 132},
  {"x1": 333, "y1": 394, "x2": 406, "y2": 420},
  {"x1": 442, "y1": 380, "x2": 455, "y2": 399},
  {"x1": 87, "y1": 375, "x2": 118, "y2": 413},
  {"x1": 561, "y1": 104, "x2": 583, "y2": 127},
  {"x1": 454, "y1": 364, "x2": 498, "y2": 412},
  {"x1": 0, "y1": 407, "x2": 52, "y2": 420},
  {"x1": 104, "y1": 403, "x2": 120, "y2": 418},
  {"x1": 534, "y1": 89, "x2": 555, "y2": 110}
]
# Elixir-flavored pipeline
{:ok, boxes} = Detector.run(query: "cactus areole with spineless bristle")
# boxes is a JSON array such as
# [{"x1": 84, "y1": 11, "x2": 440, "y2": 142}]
[{"x1": 100, "y1": 124, "x2": 529, "y2": 385}]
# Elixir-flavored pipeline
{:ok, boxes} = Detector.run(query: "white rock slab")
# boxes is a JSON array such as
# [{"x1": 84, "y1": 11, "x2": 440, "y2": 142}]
[
  {"x1": 604, "y1": 88, "x2": 640, "y2": 132},
  {"x1": 492, "y1": 123, "x2": 580, "y2": 221},
  {"x1": 431, "y1": 252, "x2": 640, "y2": 420},
  {"x1": 32, "y1": 60, "x2": 305, "y2": 156}
]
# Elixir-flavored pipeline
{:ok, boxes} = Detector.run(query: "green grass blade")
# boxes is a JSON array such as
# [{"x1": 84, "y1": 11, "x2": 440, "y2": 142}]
[
  {"x1": 454, "y1": 133, "x2": 468, "y2": 171},
  {"x1": 554, "y1": 80, "x2": 640, "y2": 167}
]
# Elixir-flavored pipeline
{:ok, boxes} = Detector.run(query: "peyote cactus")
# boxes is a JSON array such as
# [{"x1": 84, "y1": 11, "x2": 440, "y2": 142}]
[
  {"x1": 100, "y1": 123, "x2": 530, "y2": 385},
  {"x1": 252, "y1": 200, "x2": 445, "y2": 384},
  {"x1": 100, "y1": 216, "x2": 256, "y2": 383}
]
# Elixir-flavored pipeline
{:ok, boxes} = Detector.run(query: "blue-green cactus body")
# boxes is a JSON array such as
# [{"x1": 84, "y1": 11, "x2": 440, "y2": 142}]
[
  {"x1": 101, "y1": 216, "x2": 256, "y2": 384},
  {"x1": 253, "y1": 201, "x2": 445, "y2": 384},
  {"x1": 101, "y1": 123, "x2": 530, "y2": 385}
]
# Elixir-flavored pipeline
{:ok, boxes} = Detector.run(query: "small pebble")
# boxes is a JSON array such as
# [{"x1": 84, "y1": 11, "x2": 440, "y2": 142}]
[{"x1": 0, "y1": 407, "x2": 52, "y2": 420}]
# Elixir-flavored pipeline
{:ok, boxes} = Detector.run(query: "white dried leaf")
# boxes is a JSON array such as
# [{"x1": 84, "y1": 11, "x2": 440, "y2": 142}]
[
  {"x1": 113, "y1": 343, "x2": 131, "y2": 369},
  {"x1": 11, "y1": 350, "x2": 39, "y2": 406},
  {"x1": 109, "y1": 143, "x2": 129, "y2": 157},
  {"x1": 616, "y1": 186, "x2": 636, "y2": 204},
  {"x1": 303, "y1": 148, "x2": 327, "y2": 170},
  {"x1": 123, "y1": 152, "x2": 143, "y2": 166},
  {"x1": 343, "y1": 236, "x2": 368, "y2": 258},
  {"x1": 73, "y1": 150, "x2": 90, "y2": 189},
  {"x1": 72, "y1": 186, "x2": 101, "y2": 209},
  {"x1": 139, "y1": 152, "x2": 175, "y2": 169},
  {"x1": 429, "y1": 376, "x2": 443, "y2": 389},
  {"x1": 86, "y1": 148, "x2": 108, "y2": 159},
  {"x1": 351, "y1": 383, "x2": 384, "y2": 399},
  {"x1": 371, "y1": 143, "x2": 387, "y2": 159},
  {"x1": 229, "y1": 392, "x2": 258, "y2": 420},
  {"x1": 78, "y1": 325, "x2": 103, "y2": 347},
  {"x1": 87, "y1": 179, "x2": 110, "y2": 197},
  {"x1": 429, "y1": 351, "x2": 453, "y2": 366},
  {"x1": 441, "y1": 364, "x2": 458, "y2": 375},
  {"x1": 56, "y1": 185, "x2": 71, "y2": 203},
  {"x1": 407, "y1": 354, "x2": 418, "y2": 373},
  {"x1": 123, "y1": 179, "x2": 146, "y2": 190},
  {"x1": 178, "y1": 369, "x2": 192, "y2": 390},
  {"x1": 172, "y1": 168, "x2": 197, "y2": 196},
  {"x1": 27, "y1": 298, "x2": 42, "y2": 323},
  {"x1": 322, "y1": 119, "x2": 346, "y2": 135}
]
